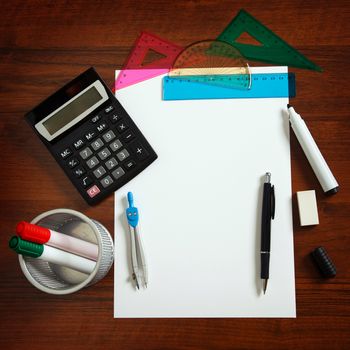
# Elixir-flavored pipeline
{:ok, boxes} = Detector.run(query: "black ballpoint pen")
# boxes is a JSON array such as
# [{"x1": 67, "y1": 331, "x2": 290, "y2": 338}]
[{"x1": 261, "y1": 172, "x2": 275, "y2": 294}]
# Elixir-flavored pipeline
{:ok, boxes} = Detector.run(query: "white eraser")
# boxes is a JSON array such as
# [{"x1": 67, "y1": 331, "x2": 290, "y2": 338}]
[{"x1": 296, "y1": 190, "x2": 319, "y2": 226}]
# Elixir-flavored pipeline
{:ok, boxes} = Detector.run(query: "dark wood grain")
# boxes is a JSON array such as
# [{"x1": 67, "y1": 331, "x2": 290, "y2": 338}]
[{"x1": 1, "y1": 1, "x2": 349, "y2": 349}]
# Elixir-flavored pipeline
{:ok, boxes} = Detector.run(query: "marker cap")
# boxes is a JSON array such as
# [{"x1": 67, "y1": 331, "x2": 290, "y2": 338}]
[
  {"x1": 311, "y1": 246, "x2": 336, "y2": 278},
  {"x1": 16, "y1": 221, "x2": 50, "y2": 244},
  {"x1": 9, "y1": 236, "x2": 44, "y2": 258}
]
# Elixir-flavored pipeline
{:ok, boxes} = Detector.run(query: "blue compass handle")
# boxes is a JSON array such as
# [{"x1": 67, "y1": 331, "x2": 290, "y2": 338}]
[
  {"x1": 127, "y1": 192, "x2": 134, "y2": 207},
  {"x1": 126, "y1": 191, "x2": 139, "y2": 227}
]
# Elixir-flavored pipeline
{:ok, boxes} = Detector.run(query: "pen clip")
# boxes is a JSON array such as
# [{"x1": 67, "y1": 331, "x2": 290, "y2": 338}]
[{"x1": 270, "y1": 185, "x2": 275, "y2": 219}]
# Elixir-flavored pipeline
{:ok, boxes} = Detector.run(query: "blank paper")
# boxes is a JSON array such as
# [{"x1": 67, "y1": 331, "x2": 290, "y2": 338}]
[{"x1": 114, "y1": 67, "x2": 296, "y2": 318}]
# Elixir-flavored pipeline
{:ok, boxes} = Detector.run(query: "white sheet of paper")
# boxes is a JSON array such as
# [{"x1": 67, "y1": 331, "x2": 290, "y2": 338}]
[{"x1": 114, "y1": 67, "x2": 296, "y2": 318}]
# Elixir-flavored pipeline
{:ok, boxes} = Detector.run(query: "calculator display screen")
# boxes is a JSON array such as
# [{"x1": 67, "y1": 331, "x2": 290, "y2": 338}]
[{"x1": 43, "y1": 86, "x2": 102, "y2": 135}]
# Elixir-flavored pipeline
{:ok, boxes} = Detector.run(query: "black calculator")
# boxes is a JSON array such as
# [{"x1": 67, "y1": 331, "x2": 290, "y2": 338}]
[{"x1": 25, "y1": 67, "x2": 157, "y2": 205}]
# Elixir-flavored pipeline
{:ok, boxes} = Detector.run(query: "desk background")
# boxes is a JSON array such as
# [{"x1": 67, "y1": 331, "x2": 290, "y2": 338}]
[{"x1": 0, "y1": 1, "x2": 349, "y2": 349}]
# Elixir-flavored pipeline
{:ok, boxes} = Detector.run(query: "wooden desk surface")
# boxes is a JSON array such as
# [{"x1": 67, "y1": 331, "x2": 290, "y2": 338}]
[{"x1": 1, "y1": 1, "x2": 349, "y2": 349}]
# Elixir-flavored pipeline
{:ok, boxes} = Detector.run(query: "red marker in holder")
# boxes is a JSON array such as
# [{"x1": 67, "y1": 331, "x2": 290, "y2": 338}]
[{"x1": 16, "y1": 221, "x2": 98, "y2": 261}]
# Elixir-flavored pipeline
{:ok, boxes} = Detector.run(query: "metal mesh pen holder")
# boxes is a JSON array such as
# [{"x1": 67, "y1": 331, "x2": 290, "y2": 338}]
[{"x1": 18, "y1": 209, "x2": 114, "y2": 295}]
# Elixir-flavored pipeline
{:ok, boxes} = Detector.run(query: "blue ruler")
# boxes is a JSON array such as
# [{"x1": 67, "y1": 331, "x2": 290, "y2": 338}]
[{"x1": 162, "y1": 73, "x2": 295, "y2": 100}]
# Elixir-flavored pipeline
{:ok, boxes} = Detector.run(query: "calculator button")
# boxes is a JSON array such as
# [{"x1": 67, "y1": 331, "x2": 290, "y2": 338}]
[
  {"x1": 112, "y1": 167, "x2": 125, "y2": 180},
  {"x1": 105, "y1": 157, "x2": 118, "y2": 170},
  {"x1": 116, "y1": 149, "x2": 130, "y2": 161},
  {"x1": 125, "y1": 160, "x2": 136, "y2": 170},
  {"x1": 96, "y1": 122, "x2": 108, "y2": 133},
  {"x1": 110, "y1": 139, "x2": 123, "y2": 152},
  {"x1": 109, "y1": 113, "x2": 122, "y2": 124},
  {"x1": 100, "y1": 176, "x2": 114, "y2": 188},
  {"x1": 98, "y1": 147, "x2": 111, "y2": 160},
  {"x1": 73, "y1": 138, "x2": 85, "y2": 150},
  {"x1": 85, "y1": 129, "x2": 97, "y2": 141},
  {"x1": 129, "y1": 142, "x2": 149, "y2": 161},
  {"x1": 79, "y1": 147, "x2": 93, "y2": 160},
  {"x1": 73, "y1": 166, "x2": 86, "y2": 178},
  {"x1": 122, "y1": 131, "x2": 135, "y2": 143},
  {"x1": 103, "y1": 130, "x2": 116, "y2": 143},
  {"x1": 67, "y1": 157, "x2": 79, "y2": 169},
  {"x1": 60, "y1": 147, "x2": 72, "y2": 159},
  {"x1": 87, "y1": 185, "x2": 100, "y2": 198},
  {"x1": 91, "y1": 114, "x2": 101, "y2": 123},
  {"x1": 93, "y1": 166, "x2": 106, "y2": 179},
  {"x1": 86, "y1": 156, "x2": 99, "y2": 169},
  {"x1": 104, "y1": 105, "x2": 114, "y2": 114},
  {"x1": 91, "y1": 138, "x2": 104, "y2": 151},
  {"x1": 82, "y1": 176, "x2": 93, "y2": 188},
  {"x1": 116, "y1": 122, "x2": 129, "y2": 133}
]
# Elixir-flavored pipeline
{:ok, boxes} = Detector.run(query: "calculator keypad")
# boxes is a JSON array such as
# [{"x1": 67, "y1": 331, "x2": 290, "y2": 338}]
[{"x1": 54, "y1": 101, "x2": 156, "y2": 204}]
